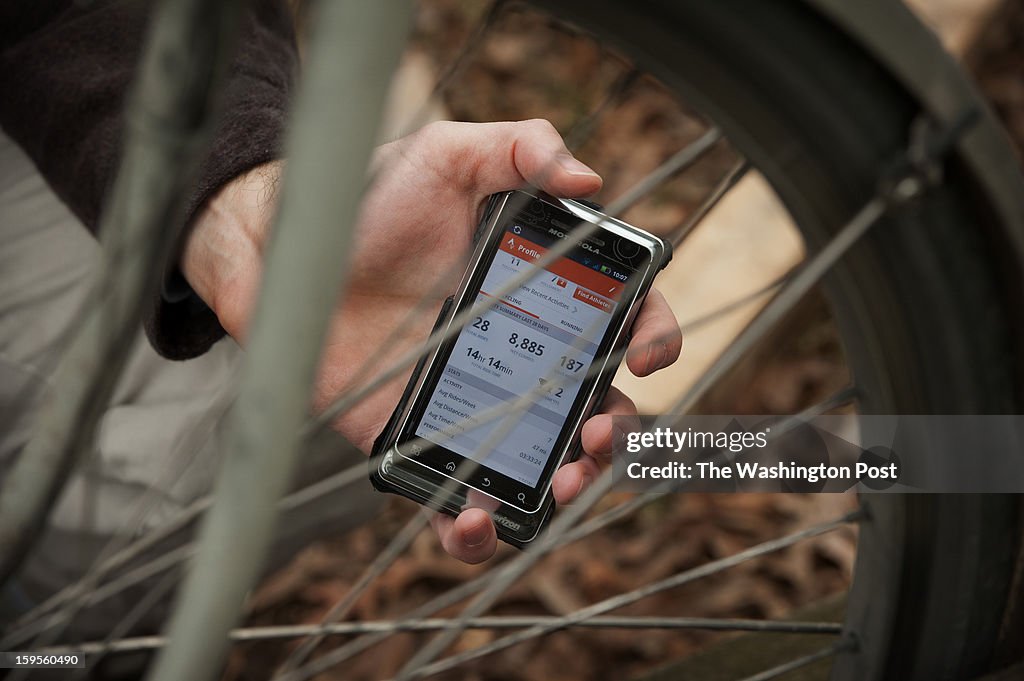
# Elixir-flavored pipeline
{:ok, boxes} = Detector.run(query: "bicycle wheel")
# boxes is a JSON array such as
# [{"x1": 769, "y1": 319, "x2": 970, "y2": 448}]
[{"x1": 541, "y1": 0, "x2": 1024, "y2": 678}]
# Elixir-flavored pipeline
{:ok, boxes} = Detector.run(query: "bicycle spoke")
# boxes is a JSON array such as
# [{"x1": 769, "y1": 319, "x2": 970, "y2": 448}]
[
  {"x1": 670, "y1": 193, "x2": 891, "y2": 417},
  {"x1": 564, "y1": 67, "x2": 641, "y2": 152},
  {"x1": 7, "y1": 545, "x2": 194, "y2": 653},
  {"x1": 49, "y1": 617, "x2": 841, "y2": 658},
  {"x1": 3, "y1": 462, "x2": 369, "y2": 647},
  {"x1": 281, "y1": 571, "x2": 496, "y2": 681},
  {"x1": 3, "y1": 453, "x2": 213, "y2": 641},
  {"x1": 611, "y1": 128, "x2": 722, "y2": 209},
  {"x1": 774, "y1": 384, "x2": 859, "y2": 435},
  {"x1": 2, "y1": 372, "x2": 239, "y2": 652},
  {"x1": 396, "y1": 0, "x2": 508, "y2": 139},
  {"x1": 571, "y1": 383, "x2": 857, "y2": 514},
  {"x1": 549, "y1": 383, "x2": 859, "y2": 550},
  {"x1": 667, "y1": 158, "x2": 750, "y2": 248},
  {"x1": 3, "y1": 497, "x2": 204, "y2": 646},
  {"x1": 274, "y1": 512, "x2": 433, "y2": 675},
  {"x1": 676, "y1": 269, "x2": 793, "y2": 335},
  {"x1": 8, "y1": 332, "x2": 240, "y2": 663},
  {"x1": 405, "y1": 512, "x2": 860, "y2": 679},
  {"x1": 736, "y1": 639, "x2": 854, "y2": 681},
  {"x1": 66, "y1": 571, "x2": 179, "y2": 681}
]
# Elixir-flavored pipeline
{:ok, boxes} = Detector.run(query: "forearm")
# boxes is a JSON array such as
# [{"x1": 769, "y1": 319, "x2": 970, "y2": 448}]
[{"x1": 0, "y1": 0, "x2": 298, "y2": 359}]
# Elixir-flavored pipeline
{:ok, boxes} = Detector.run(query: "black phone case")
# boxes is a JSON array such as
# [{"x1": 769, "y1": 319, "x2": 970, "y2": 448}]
[{"x1": 368, "y1": 193, "x2": 672, "y2": 549}]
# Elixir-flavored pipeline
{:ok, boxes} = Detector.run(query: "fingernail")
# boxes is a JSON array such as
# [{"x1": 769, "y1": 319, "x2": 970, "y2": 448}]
[
  {"x1": 557, "y1": 153, "x2": 600, "y2": 178},
  {"x1": 464, "y1": 520, "x2": 489, "y2": 547},
  {"x1": 578, "y1": 473, "x2": 595, "y2": 497}
]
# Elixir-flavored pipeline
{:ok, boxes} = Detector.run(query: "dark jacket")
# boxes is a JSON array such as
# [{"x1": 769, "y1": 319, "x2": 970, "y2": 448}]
[{"x1": 0, "y1": 0, "x2": 298, "y2": 358}]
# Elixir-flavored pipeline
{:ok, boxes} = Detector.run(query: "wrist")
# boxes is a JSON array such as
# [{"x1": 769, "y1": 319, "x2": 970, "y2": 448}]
[{"x1": 180, "y1": 161, "x2": 282, "y2": 339}]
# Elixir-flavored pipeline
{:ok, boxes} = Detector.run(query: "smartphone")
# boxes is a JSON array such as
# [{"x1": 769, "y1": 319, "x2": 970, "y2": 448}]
[{"x1": 370, "y1": 189, "x2": 670, "y2": 547}]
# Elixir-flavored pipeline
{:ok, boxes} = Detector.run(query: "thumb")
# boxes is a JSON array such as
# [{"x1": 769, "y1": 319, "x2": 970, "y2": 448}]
[{"x1": 419, "y1": 119, "x2": 602, "y2": 199}]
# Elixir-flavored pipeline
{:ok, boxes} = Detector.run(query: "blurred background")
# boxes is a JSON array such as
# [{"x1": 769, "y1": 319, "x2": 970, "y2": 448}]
[{"x1": 225, "y1": 1, "x2": 1024, "y2": 679}]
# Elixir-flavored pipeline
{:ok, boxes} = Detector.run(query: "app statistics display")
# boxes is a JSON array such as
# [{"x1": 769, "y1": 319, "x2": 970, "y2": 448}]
[{"x1": 413, "y1": 223, "x2": 629, "y2": 488}]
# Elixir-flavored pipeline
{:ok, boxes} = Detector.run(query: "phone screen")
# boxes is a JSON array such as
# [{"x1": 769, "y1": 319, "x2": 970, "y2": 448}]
[{"x1": 401, "y1": 211, "x2": 647, "y2": 507}]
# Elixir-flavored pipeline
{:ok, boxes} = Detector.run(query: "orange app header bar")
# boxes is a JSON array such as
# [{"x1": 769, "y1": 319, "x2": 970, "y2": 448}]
[{"x1": 498, "y1": 232, "x2": 624, "y2": 304}]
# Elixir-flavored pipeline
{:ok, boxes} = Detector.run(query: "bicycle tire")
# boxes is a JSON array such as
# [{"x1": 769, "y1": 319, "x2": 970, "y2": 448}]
[{"x1": 538, "y1": 0, "x2": 1024, "y2": 679}]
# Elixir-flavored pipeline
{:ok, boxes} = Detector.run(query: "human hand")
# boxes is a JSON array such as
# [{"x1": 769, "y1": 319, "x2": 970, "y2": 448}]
[{"x1": 182, "y1": 119, "x2": 682, "y2": 563}]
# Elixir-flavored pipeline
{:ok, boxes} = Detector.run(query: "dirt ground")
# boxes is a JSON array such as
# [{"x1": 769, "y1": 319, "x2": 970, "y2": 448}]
[{"x1": 224, "y1": 2, "x2": 1024, "y2": 679}]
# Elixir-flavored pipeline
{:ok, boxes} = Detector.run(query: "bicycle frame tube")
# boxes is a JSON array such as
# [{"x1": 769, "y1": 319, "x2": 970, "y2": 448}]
[{"x1": 146, "y1": 4, "x2": 413, "y2": 681}]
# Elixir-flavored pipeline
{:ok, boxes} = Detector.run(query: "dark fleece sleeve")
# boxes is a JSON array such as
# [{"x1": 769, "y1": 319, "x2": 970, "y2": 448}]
[{"x1": 0, "y1": 0, "x2": 297, "y2": 359}]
